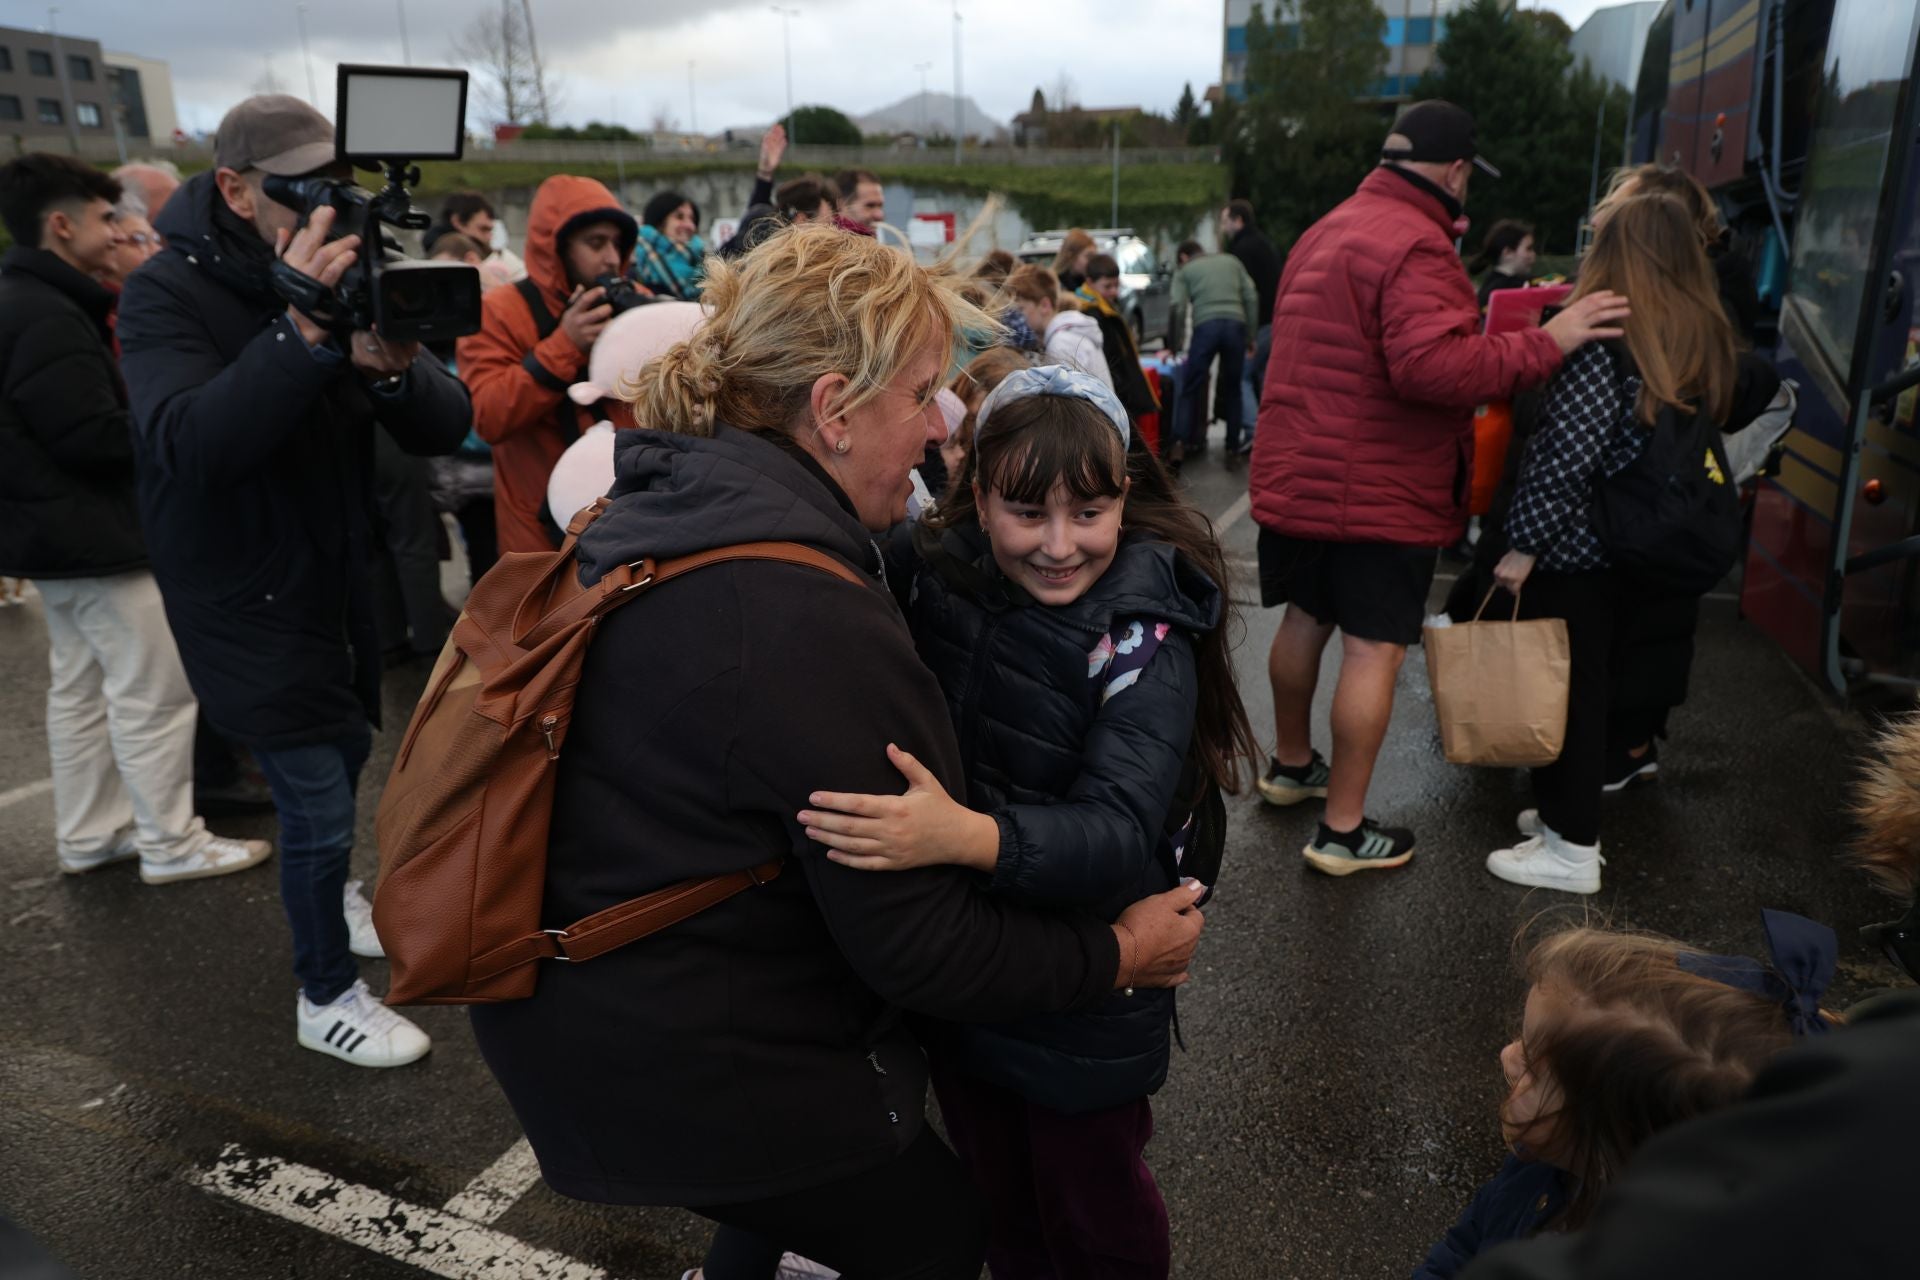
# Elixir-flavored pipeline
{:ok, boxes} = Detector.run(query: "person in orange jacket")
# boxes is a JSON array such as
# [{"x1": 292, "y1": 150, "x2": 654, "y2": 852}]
[{"x1": 458, "y1": 175, "x2": 639, "y2": 553}]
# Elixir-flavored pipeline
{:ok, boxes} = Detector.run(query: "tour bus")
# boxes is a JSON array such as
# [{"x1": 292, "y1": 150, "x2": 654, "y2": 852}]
[{"x1": 1632, "y1": 0, "x2": 1920, "y2": 695}]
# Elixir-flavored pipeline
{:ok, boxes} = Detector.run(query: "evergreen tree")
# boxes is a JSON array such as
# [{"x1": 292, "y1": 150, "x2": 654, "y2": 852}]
[
  {"x1": 1413, "y1": 0, "x2": 1631, "y2": 254},
  {"x1": 1175, "y1": 83, "x2": 1200, "y2": 130},
  {"x1": 1230, "y1": 0, "x2": 1391, "y2": 250}
]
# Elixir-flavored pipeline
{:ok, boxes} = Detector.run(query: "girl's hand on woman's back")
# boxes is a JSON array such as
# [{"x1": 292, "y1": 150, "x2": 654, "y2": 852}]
[{"x1": 801, "y1": 744, "x2": 1002, "y2": 873}]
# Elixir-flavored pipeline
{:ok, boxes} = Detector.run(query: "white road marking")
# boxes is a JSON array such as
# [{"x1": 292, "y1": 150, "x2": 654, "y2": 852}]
[
  {"x1": 0, "y1": 778, "x2": 53, "y2": 811},
  {"x1": 196, "y1": 1142, "x2": 605, "y2": 1280},
  {"x1": 1213, "y1": 493, "x2": 1251, "y2": 536},
  {"x1": 442, "y1": 1138, "x2": 544, "y2": 1225}
]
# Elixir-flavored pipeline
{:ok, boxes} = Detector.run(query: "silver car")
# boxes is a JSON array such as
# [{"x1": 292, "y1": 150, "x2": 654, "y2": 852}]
[{"x1": 1015, "y1": 228, "x2": 1172, "y2": 348}]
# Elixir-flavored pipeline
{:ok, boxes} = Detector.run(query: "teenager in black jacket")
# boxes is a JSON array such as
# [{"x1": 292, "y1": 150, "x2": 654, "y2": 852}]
[
  {"x1": 0, "y1": 153, "x2": 269, "y2": 887},
  {"x1": 465, "y1": 226, "x2": 1207, "y2": 1280}
]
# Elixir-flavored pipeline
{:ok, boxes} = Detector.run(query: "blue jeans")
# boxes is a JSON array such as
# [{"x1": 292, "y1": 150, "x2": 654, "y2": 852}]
[
  {"x1": 1240, "y1": 323, "x2": 1272, "y2": 434},
  {"x1": 1179, "y1": 318, "x2": 1248, "y2": 451},
  {"x1": 254, "y1": 726, "x2": 372, "y2": 1005}
]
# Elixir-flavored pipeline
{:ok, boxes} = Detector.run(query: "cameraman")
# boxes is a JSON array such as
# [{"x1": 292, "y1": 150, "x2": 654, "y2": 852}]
[
  {"x1": 458, "y1": 175, "x2": 637, "y2": 553},
  {"x1": 117, "y1": 95, "x2": 471, "y2": 1069}
]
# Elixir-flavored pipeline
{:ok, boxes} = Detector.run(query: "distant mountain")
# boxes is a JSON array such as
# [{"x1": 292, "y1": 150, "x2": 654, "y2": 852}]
[{"x1": 855, "y1": 92, "x2": 1005, "y2": 141}]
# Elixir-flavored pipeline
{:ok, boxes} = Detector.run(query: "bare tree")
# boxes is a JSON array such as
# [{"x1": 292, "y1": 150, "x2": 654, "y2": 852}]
[
  {"x1": 649, "y1": 102, "x2": 676, "y2": 134},
  {"x1": 1050, "y1": 71, "x2": 1078, "y2": 112},
  {"x1": 450, "y1": 0, "x2": 562, "y2": 127}
]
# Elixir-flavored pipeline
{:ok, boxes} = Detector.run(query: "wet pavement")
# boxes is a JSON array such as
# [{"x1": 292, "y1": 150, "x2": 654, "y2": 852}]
[{"x1": 0, "y1": 440, "x2": 1905, "y2": 1280}]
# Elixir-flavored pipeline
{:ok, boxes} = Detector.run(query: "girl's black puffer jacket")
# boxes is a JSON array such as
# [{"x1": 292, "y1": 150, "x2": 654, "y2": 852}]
[{"x1": 895, "y1": 520, "x2": 1219, "y2": 1113}]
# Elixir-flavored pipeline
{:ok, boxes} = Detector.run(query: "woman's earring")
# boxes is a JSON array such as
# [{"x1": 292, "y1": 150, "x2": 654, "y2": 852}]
[{"x1": 834, "y1": 438, "x2": 850, "y2": 454}]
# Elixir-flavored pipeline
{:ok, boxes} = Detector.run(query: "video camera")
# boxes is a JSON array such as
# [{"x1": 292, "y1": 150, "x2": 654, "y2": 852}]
[{"x1": 268, "y1": 65, "x2": 482, "y2": 344}]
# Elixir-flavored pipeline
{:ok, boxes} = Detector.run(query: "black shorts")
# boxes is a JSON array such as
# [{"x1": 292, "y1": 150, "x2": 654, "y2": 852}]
[{"x1": 1257, "y1": 531, "x2": 1439, "y2": 646}]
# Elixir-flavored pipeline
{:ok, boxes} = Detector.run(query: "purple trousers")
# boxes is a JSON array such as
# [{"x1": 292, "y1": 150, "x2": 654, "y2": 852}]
[{"x1": 932, "y1": 1065, "x2": 1170, "y2": 1280}]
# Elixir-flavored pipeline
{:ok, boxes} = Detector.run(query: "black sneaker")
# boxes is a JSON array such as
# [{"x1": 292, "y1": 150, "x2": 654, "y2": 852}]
[
  {"x1": 1304, "y1": 819, "x2": 1415, "y2": 877},
  {"x1": 1602, "y1": 741, "x2": 1660, "y2": 793},
  {"x1": 1258, "y1": 751, "x2": 1331, "y2": 807}
]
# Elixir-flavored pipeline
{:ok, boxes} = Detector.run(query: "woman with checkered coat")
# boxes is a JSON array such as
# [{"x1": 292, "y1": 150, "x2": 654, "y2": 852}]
[{"x1": 1481, "y1": 191, "x2": 1741, "y2": 896}]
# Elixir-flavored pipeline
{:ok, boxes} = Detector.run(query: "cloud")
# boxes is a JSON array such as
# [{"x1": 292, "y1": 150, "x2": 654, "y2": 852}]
[{"x1": 67, "y1": 0, "x2": 1219, "y2": 136}]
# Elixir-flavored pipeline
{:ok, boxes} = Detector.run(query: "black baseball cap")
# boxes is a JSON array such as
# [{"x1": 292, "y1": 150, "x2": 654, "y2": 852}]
[{"x1": 1381, "y1": 100, "x2": 1500, "y2": 179}]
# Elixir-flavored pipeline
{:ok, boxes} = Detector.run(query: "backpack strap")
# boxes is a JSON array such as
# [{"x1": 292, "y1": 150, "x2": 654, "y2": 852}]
[
  {"x1": 469, "y1": 854, "x2": 788, "y2": 983},
  {"x1": 469, "y1": 506, "x2": 867, "y2": 983},
  {"x1": 514, "y1": 277, "x2": 561, "y2": 341}
]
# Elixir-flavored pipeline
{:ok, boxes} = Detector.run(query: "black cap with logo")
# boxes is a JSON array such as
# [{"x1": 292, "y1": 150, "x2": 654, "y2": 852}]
[{"x1": 1380, "y1": 100, "x2": 1500, "y2": 179}]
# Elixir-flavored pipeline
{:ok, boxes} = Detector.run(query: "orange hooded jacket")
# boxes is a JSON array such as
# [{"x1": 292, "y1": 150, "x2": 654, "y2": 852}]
[{"x1": 457, "y1": 176, "x2": 636, "y2": 553}]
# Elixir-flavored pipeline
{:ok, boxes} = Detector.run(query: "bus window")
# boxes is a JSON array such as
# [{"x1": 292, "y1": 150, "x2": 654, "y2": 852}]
[{"x1": 1783, "y1": 0, "x2": 1920, "y2": 393}]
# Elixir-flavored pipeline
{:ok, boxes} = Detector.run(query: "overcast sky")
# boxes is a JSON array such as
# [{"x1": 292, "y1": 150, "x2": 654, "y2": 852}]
[{"x1": 36, "y1": 0, "x2": 1619, "y2": 137}]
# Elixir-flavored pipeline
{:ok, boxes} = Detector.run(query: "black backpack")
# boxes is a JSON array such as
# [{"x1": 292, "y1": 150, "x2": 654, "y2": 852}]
[{"x1": 1589, "y1": 346, "x2": 1743, "y2": 598}]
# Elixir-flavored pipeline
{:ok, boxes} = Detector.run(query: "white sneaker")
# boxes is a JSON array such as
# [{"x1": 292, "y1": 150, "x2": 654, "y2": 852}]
[
  {"x1": 58, "y1": 828, "x2": 139, "y2": 875},
  {"x1": 140, "y1": 834, "x2": 273, "y2": 884},
  {"x1": 344, "y1": 879, "x2": 385, "y2": 958},
  {"x1": 1487, "y1": 827, "x2": 1605, "y2": 895},
  {"x1": 296, "y1": 978, "x2": 431, "y2": 1068}
]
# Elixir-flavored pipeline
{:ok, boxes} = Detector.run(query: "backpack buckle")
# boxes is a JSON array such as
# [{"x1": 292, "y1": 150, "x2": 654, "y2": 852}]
[
  {"x1": 619, "y1": 558, "x2": 657, "y2": 592},
  {"x1": 543, "y1": 928, "x2": 573, "y2": 961}
]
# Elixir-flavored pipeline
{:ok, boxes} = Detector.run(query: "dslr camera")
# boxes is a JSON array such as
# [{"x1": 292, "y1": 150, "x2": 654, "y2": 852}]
[
  {"x1": 593, "y1": 272, "x2": 657, "y2": 317},
  {"x1": 268, "y1": 65, "x2": 482, "y2": 344}
]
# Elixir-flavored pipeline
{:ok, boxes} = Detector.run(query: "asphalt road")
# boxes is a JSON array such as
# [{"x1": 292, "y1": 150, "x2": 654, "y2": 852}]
[{"x1": 0, "y1": 441, "x2": 1904, "y2": 1280}]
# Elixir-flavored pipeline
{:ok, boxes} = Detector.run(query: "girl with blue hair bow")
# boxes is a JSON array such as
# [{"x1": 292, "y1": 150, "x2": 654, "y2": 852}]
[
  {"x1": 1413, "y1": 909, "x2": 1837, "y2": 1279},
  {"x1": 799, "y1": 365, "x2": 1259, "y2": 1278}
]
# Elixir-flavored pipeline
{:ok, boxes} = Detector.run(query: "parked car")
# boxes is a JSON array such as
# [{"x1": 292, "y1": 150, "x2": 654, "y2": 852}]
[{"x1": 1015, "y1": 228, "x2": 1172, "y2": 348}]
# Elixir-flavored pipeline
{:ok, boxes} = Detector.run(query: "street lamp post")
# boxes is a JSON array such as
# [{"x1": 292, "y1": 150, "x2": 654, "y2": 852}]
[
  {"x1": 295, "y1": 3, "x2": 318, "y2": 107},
  {"x1": 770, "y1": 7, "x2": 800, "y2": 146},
  {"x1": 914, "y1": 61, "x2": 932, "y2": 140},
  {"x1": 397, "y1": 0, "x2": 411, "y2": 63},
  {"x1": 688, "y1": 60, "x2": 697, "y2": 134},
  {"x1": 951, "y1": 1, "x2": 963, "y2": 166}
]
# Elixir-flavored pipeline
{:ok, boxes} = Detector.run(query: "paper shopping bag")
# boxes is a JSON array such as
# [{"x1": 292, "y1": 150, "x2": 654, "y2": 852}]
[{"x1": 1423, "y1": 589, "x2": 1569, "y2": 767}]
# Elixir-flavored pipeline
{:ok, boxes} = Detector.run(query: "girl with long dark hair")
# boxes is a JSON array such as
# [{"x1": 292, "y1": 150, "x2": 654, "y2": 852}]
[{"x1": 801, "y1": 366, "x2": 1258, "y2": 1278}]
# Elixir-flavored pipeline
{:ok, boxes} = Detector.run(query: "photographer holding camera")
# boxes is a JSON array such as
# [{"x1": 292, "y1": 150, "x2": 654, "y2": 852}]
[
  {"x1": 117, "y1": 94, "x2": 472, "y2": 1069},
  {"x1": 458, "y1": 174, "x2": 641, "y2": 553}
]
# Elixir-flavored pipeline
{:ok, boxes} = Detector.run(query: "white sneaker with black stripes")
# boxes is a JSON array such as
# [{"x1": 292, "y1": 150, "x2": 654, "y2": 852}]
[{"x1": 296, "y1": 978, "x2": 430, "y2": 1068}]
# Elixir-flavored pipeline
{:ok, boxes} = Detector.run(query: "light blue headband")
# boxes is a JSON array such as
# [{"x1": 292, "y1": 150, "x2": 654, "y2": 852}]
[{"x1": 975, "y1": 364, "x2": 1131, "y2": 448}]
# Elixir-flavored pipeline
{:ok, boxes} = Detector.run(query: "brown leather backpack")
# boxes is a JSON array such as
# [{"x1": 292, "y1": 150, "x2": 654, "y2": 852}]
[{"x1": 372, "y1": 498, "x2": 864, "y2": 1005}]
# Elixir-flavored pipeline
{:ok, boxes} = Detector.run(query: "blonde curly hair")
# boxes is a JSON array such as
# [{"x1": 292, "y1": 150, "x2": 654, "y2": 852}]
[{"x1": 622, "y1": 223, "x2": 995, "y2": 440}]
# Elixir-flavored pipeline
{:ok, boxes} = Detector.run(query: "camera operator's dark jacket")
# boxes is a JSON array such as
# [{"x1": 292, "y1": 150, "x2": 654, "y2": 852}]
[
  {"x1": 117, "y1": 171, "x2": 472, "y2": 751},
  {"x1": 0, "y1": 246, "x2": 146, "y2": 579}
]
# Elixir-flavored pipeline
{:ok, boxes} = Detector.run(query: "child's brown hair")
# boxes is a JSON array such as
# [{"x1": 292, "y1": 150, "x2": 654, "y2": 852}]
[{"x1": 1507, "y1": 925, "x2": 1813, "y2": 1228}]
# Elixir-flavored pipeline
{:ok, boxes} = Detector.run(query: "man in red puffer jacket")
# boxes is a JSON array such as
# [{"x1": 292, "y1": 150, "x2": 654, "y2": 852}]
[{"x1": 1247, "y1": 101, "x2": 1629, "y2": 876}]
